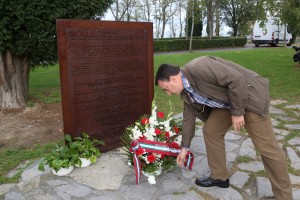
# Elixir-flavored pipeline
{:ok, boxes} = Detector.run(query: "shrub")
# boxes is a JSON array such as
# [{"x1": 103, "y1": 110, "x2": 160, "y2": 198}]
[{"x1": 154, "y1": 37, "x2": 247, "y2": 52}]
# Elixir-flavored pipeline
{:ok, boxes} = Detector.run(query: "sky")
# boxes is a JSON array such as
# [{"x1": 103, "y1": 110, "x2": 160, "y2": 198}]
[{"x1": 102, "y1": 9, "x2": 231, "y2": 37}]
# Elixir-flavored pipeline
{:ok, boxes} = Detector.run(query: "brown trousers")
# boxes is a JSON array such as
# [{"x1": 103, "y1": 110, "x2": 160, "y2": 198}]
[{"x1": 202, "y1": 108, "x2": 292, "y2": 200}]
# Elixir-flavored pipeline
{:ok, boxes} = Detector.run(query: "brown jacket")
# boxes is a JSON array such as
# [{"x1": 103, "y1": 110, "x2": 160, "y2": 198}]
[{"x1": 180, "y1": 56, "x2": 270, "y2": 147}]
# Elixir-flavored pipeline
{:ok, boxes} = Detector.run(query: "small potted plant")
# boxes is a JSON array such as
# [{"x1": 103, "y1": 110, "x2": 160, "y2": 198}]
[
  {"x1": 66, "y1": 132, "x2": 105, "y2": 168},
  {"x1": 38, "y1": 143, "x2": 78, "y2": 176}
]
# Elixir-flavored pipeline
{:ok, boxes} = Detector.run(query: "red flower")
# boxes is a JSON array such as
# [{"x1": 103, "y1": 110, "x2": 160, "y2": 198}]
[
  {"x1": 155, "y1": 128, "x2": 162, "y2": 135},
  {"x1": 169, "y1": 142, "x2": 179, "y2": 148},
  {"x1": 165, "y1": 132, "x2": 170, "y2": 137},
  {"x1": 147, "y1": 154, "x2": 156, "y2": 163},
  {"x1": 139, "y1": 135, "x2": 146, "y2": 140},
  {"x1": 141, "y1": 118, "x2": 149, "y2": 125},
  {"x1": 173, "y1": 126, "x2": 180, "y2": 134},
  {"x1": 136, "y1": 148, "x2": 145, "y2": 155},
  {"x1": 160, "y1": 154, "x2": 165, "y2": 159},
  {"x1": 157, "y1": 112, "x2": 165, "y2": 118}
]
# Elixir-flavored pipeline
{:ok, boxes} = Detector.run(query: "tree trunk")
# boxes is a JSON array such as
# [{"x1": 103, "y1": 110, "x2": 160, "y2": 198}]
[
  {"x1": 186, "y1": 8, "x2": 189, "y2": 39},
  {"x1": 0, "y1": 50, "x2": 29, "y2": 110},
  {"x1": 171, "y1": 16, "x2": 176, "y2": 38},
  {"x1": 283, "y1": 23, "x2": 287, "y2": 47},
  {"x1": 189, "y1": 0, "x2": 195, "y2": 52},
  {"x1": 179, "y1": 0, "x2": 183, "y2": 37},
  {"x1": 215, "y1": 0, "x2": 220, "y2": 36},
  {"x1": 161, "y1": 12, "x2": 166, "y2": 38},
  {"x1": 207, "y1": 0, "x2": 214, "y2": 39}
]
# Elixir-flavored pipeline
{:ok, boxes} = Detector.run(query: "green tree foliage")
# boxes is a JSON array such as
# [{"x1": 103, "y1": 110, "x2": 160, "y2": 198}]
[
  {"x1": 220, "y1": 0, "x2": 257, "y2": 36},
  {"x1": 186, "y1": 0, "x2": 203, "y2": 37},
  {"x1": 0, "y1": 0, "x2": 113, "y2": 66},
  {"x1": 276, "y1": 0, "x2": 300, "y2": 37},
  {"x1": 287, "y1": 1, "x2": 300, "y2": 36}
]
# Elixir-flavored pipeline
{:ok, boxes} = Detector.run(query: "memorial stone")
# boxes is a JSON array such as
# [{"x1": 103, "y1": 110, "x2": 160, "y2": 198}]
[{"x1": 56, "y1": 20, "x2": 154, "y2": 151}]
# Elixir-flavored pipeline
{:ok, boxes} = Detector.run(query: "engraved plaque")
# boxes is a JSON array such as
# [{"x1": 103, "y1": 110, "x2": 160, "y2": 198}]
[{"x1": 56, "y1": 20, "x2": 154, "y2": 151}]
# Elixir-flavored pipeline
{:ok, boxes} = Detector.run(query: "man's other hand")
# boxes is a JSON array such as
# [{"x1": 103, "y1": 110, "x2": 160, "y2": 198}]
[
  {"x1": 177, "y1": 148, "x2": 188, "y2": 167},
  {"x1": 232, "y1": 115, "x2": 245, "y2": 132}
]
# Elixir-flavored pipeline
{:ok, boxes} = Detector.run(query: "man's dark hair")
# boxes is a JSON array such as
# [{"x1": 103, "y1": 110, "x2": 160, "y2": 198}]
[{"x1": 155, "y1": 64, "x2": 180, "y2": 85}]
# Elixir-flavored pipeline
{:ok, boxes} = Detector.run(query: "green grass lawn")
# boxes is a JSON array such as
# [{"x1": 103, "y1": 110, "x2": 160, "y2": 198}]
[
  {"x1": 28, "y1": 65, "x2": 61, "y2": 105},
  {"x1": 1, "y1": 47, "x2": 298, "y2": 185},
  {"x1": 0, "y1": 142, "x2": 63, "y2": 184}
]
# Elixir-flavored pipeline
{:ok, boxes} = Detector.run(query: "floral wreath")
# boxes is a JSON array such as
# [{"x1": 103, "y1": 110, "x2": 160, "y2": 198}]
[{"x1": 121, "y1": 98, "x2": 193, "y2": 184}]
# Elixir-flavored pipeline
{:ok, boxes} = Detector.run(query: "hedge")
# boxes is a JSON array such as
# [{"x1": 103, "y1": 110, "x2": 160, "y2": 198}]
[
  {"x1": 154, "y1": 37, "x2": 247, "y2": 52},
  {"x1": 156, "y1": 36, "x2": 230, "y2": 40}
]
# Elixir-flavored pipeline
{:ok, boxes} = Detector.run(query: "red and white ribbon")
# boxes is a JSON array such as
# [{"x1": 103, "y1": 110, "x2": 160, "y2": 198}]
[{"x1": 130, "y1": 139, "x2": 194, "y2": 184}]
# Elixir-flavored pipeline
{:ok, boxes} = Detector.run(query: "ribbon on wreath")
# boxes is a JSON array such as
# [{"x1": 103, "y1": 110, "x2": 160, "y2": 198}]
[{"x1": 130, "y1": 139, "x2": 194, "y2": 184}]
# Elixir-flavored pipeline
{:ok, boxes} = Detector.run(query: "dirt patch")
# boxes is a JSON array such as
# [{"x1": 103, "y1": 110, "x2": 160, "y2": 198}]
[{"x1": 0, "y1": 103, "x2": 64, "y2": 149}]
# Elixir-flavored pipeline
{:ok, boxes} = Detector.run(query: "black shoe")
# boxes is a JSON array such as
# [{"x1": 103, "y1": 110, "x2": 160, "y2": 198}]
[{"x1": 195, "y1": 177, "x2": 229, "y2": 188}]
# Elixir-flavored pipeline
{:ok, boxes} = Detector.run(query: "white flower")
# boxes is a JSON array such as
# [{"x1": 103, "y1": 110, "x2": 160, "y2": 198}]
[
  {"x1": 168, "y1": 131, "x2": 176, "y2": 137},
  {"x1": 164, "y1": 120, "x2": 171, "y2": 132},
  {"x1": 150, "y1": 127, "x2": 156, "y2": 136},
  {"x1": 148, "y1": 175, "x2": 156, "y2": 184},
  {"x1": 174, "y1": 135, "x2": 182, "y2": 145},
  {"x1": 149, "y1": 116, "x2": 158, "y2": 127},
  {"x1": 144, "y1": 127, "x2": 155, "y2": 141},
  {"x1": 127, "y1": 161, "x2": 132, "y2": 166},
  {"x1": 151, "y1": 106, "x2": 157, "y2": 116},
  {"x1": 132, "y1": 126, "x2": 142, "y2": 139},
  {"x1": 144, "y1": 133, "x2": 154, "y2": 141}
]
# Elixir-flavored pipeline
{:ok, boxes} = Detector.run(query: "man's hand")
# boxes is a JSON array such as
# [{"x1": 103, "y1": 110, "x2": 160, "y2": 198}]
[
  {"x1": 177, "y1": 148, "x2": 188, "y2": 167},
  {"x1": 231, "y1": 115, "x2": 245, "y2": 132}
]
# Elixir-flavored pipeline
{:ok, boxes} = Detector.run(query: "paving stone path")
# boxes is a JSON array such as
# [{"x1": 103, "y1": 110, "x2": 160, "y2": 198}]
[{"x1": 1, "y1": 100, "x2": 300, "y2": 200}]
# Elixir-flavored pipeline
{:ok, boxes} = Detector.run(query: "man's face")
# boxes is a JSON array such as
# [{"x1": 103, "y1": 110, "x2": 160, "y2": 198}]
[{"x1": 158, "y1": 77, "x2": 183, "y2": 96}]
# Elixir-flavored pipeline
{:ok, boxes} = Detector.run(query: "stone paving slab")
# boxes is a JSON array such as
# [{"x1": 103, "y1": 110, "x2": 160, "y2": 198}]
[
  {"x1": 275, "y1": 134, "x2": 285, "y2": 140},
  {"x1": 68, "y1": 153, "x2": 131, "y2": 190},
  {"x1": 287, "y1": 147, "x2": 300, "y2": 170},
  {"x1": 289, "y1": 173, "x2": 300, "y2": 185},
  {"x1": 270, "y1": 100, "x2": 287, "y2": 105},
  {"x1": 288, "y1": 137, "x2": 300, "y2": 146},
  {"x1": 269, "y1": 105, "x2": 287, "y2": 115},
  {"x1": 230, "y1": 171, "x2": 249, "y2": 188},
  {"x1": 237, "y1": 161, "x2": 265, "y2": 172},
  {"x1": 292, "y1": 188, "x2": 300, "y2": 200},
  {"x1": 6, "y1": 161, "x2": 31, "y2": 179},
  {"x1": 286, "y1": 105, "x2": 300, "y2": 109},
  {"x1": 257, "y1": 177, "x2": 274, "y2": 199},
  {"x1": 285, "y1": 124, "x2": 300, "y2": 130},
  {"x1": 196, "y1": 186, "x2": 244, "y2": 200},
  {"x1": 239, "y1": 138, "x2": 256, "y2": 159},
  {"x1": 226, "y1": 152, "x2": 238, "y2": 164},
  {"x1": 21, "y1": 160, "x2": 50, "y2": 181},
  {"x1": 0, "y1": 184, "x2": 15, "y2": 196},
  {"x1": 273, "y1": 115, "x2": 297, "y2": 122},
  {"x1": 271, "y1": 118, "x2": 280, "y2": 126},
  {"x1": 293, "y1": 111, "x2": 300, "y2": 117},
  {"x1": 17, "y1": 176, "x2": 40, "y2": 192},
  {"x1": 273, "y1": 128, "x2": 290, "y2": 136},
  {"x1": 158, "y1": 191, "x2": 205, "y2": 200},
  {"x1": 224, "y1": 132, "x2": 241, "y2": 140}
]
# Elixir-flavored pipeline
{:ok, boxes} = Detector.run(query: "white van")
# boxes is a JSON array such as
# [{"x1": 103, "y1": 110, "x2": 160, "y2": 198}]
[{"x1": 252, "y1": 19, "x2": 293, "y2": 47}]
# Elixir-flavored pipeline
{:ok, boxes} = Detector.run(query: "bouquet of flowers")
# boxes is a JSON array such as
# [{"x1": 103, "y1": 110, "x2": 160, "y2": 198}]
[{"x1": 122, "y1": 99, "x2": 192, "y2": 185}]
